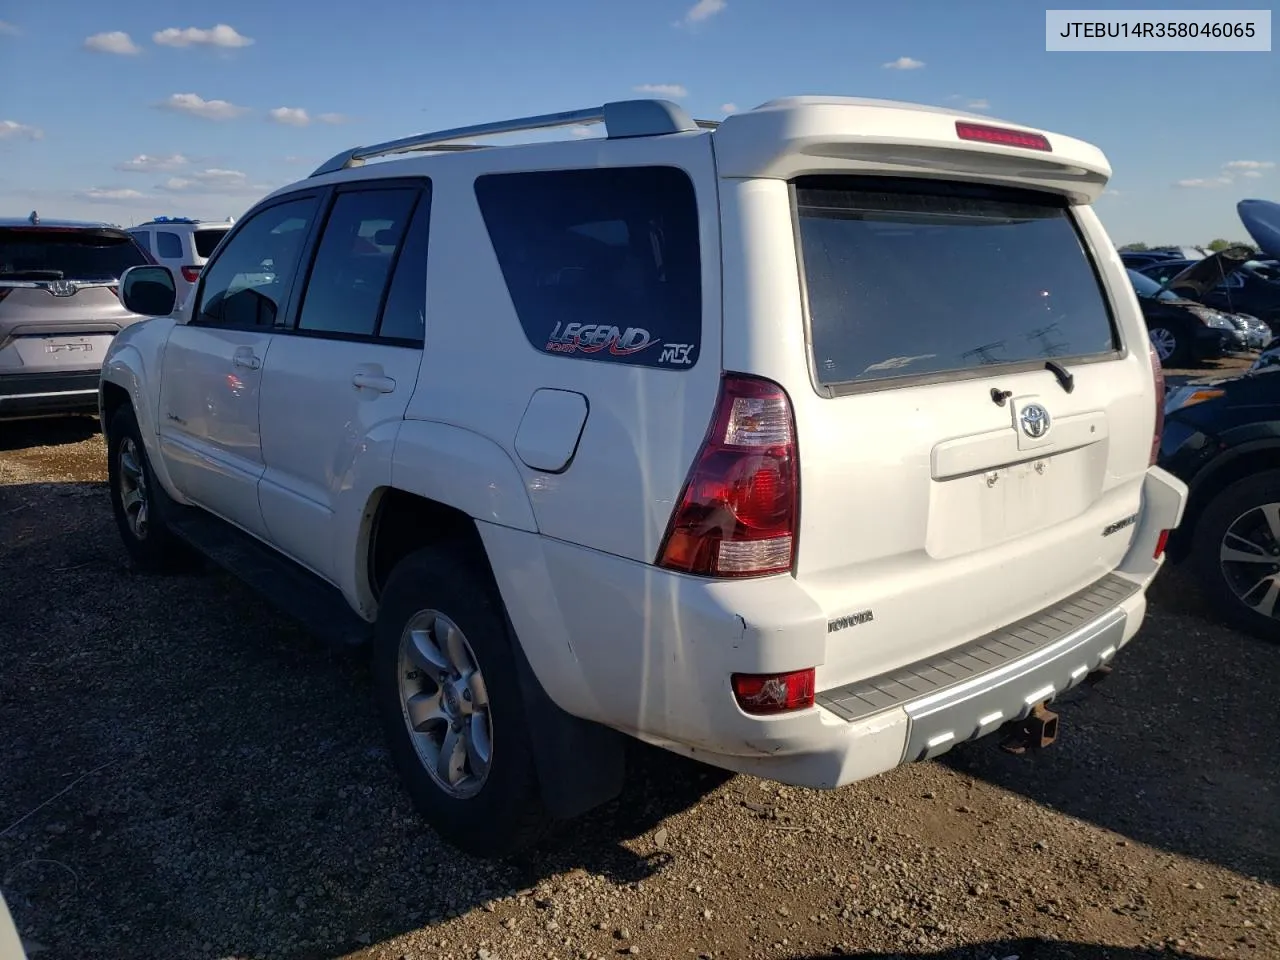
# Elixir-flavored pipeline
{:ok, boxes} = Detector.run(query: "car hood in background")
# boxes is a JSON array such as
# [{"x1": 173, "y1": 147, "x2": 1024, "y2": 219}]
[{"x1": 1158, "y1": 199, "x2": 1280, "y2": 298}]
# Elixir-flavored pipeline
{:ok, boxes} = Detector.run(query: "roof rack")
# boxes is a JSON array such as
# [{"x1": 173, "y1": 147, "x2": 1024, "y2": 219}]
[{"x1": 310, "y1": 98, "x2": 719, "y2": 178}]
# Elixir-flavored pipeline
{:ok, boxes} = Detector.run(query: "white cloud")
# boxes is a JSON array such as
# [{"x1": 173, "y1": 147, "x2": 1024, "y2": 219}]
[
  {"x1": 721, "y1": 103, "x2": 738, "y2": 114},
  {"x1": 569, "y1": 125, "x2": 596, "y2": 138},
  {"x1": 681, "y1": 0, "x2": 726, "y2": 25},
  {"x1": 964, "y1": 98, "x2": 990, "y2": 110},
  {"x1": 84, "y1": 31, "x2": 142, "y2": 55},
  {"x1": 156, "y1": 93, "x2": 249, "y2": 121},
  {"x1": 282, "y1": 155, "x2": 309, "y2": 164},
  {"x1": 1243, "y1": 170, "x2": 1265, "y2": 179},
  {"x1": 883, "y1": 56, "x2": 925, "y2": 70},
  {"x1": 0, "y1": 120, "x2": 43, "y2": 141},
  {"x1": 1102, "y1": 188, "x2": 1124, "y2": 196},
  {"x1": 153, "y1": 24, "x2": 253, "y2": 49},
  {"x1": 116, "y1": 153, "x2": 189, "y2": 173},
  {"x1": 317, "y1": 113, "x2": 348, "y2": 125},
  {"x1": 1175, "y1": 177, "x2": 1233, "y2": 189},
  {"x1": 157, "y1": 168, "x2": 264, "y2": 194},
  {"x1": 268, "y1": 107, "x2": 311, "y2": 127},
  {"x1": 75, "y1": 187, "x2": 149, "y2": 203},
  {"x1": 0, "y1": 20, "x2": 20, "y2": 35},
  {"x1": 633, "y1": 83, "x2": 688, "y2": 99},
  {"x1": 1223, "y1": 160, "x2": 1275, "y2": 172}
]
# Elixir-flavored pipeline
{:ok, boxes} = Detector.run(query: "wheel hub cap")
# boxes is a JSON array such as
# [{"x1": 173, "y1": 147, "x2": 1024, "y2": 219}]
[
  {"x1": 396, "y1": 610, "x2": 492, "y2": 799},
  {"x1": 117, "y1": 437, "x2": 149, "y2": 540}
]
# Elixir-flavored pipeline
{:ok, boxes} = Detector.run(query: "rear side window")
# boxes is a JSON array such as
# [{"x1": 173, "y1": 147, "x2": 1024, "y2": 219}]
[
  {"x1": 794, "y1": 177, "x2": 1119, "y2": 388},
  {"x1": 296, "y1": 187, "x2": 419, "y2": 338},
  {"x1": 155, "y1": 231, "x2": 183, "y2": 259},
  {"x1": 0, "y1": 227, "x2": 150, "y2": 281},
  {"x1": 194, "y1": 229, "x2": 228, "y2": 259},
  {"x1": 475, "y1": 166, "x2": 702, "y2": 369},
  {"x1": 377, "y1": 190, "x2": 432, "y2": 344}
]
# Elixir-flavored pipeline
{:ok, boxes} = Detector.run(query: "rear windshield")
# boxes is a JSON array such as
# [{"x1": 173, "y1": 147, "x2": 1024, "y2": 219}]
[
  {"x1": 0, "y1": 227, "x2": 150, "y2": 282},
  {"x1": 193, "y1": 228, "x2": 229, "y2": 259},
  {"x1": 794, "y1": 177, "x2": 1119, "y2": 388}
]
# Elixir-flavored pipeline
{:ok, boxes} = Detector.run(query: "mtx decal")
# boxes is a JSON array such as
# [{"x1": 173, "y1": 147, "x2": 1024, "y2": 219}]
[
  {"x1": 546, "y1": 322, "x2": 655, "y2": 356},
  {"x1": 828, "y1": 609, "x2": 874, "y2": 633},
  {"x1": 658, "y1": 343, "x2": 696, "y2": 366}
]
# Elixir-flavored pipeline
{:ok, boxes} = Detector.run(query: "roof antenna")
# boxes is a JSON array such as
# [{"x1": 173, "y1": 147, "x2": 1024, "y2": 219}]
[{"x1": 28, "y1": 210, "x2": 39, "y2": 225}]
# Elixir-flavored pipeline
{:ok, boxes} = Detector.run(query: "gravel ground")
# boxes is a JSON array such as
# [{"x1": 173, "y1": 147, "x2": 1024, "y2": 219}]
[{"x1": 1, "y1": 403, "x2": 1277, "y2": 960}]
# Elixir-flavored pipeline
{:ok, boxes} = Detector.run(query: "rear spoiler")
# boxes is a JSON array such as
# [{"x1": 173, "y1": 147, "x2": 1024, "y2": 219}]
[{"x1": 712, "y1": 98, "x2": 1111, "y2": 204}]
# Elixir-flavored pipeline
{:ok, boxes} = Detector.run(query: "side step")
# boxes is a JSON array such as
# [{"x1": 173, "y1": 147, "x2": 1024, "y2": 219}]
[{"x1": 166, "y1": 506, "x2": 373, "y2": 647}]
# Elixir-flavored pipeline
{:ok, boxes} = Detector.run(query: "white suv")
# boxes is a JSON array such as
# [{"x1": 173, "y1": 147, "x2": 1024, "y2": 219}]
[
  {"x1": 126, "y1": 216, "x2": 233, "y2": 306},
  {"x1": 100, "y1": 96, "x2": 1188, "y2": 857}
]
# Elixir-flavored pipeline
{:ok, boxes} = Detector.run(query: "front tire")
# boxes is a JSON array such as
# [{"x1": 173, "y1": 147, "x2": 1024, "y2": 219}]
[
  {"x1": 106, "y1": 406, "x2": 189, "y2": 571},
  {"x1": 1191, "y1": 469, "x2": 1280, "y2": 644},
  {"x1": 1149, "y1": 325, "x2": 1189, "y2": 367},
  {"x1": 373, "y1": 545, "x2": 550, "y2": 857}
]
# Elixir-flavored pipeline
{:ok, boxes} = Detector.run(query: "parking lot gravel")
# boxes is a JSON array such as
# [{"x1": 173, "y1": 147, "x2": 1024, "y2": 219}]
[{"x1": 1, "y1": 411, "x2": 1277, "y2": 960}]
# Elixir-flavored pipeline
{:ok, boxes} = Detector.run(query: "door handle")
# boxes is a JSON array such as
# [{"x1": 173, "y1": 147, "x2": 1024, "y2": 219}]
[
  {"x1": 232, "y1": 352, "x2": 261, "y2": 371},
  {"x1": 352, "y1": 373, "x2": 396, "y2": 393}
]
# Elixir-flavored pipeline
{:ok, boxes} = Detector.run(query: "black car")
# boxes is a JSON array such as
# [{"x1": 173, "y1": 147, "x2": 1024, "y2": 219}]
[
  {"x1": 1142, "y1": 234, "x2": 1280, "y2": 333},
  {"x1": 1127, "y1": 267, "x2": 1243, "y2": 366},
  {"x1": 1158, "y1": 198, "x2": 1280, "y2": 641}
]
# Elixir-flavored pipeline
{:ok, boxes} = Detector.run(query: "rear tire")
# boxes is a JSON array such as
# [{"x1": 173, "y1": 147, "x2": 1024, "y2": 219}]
[
  {"x1": 373, "y1": 544, "x2": 550, "y2": 857},
  {"x1": 106, "y1": 405, "x2": 191, "y2": 572},
  {"x1": 1191, "y1": 469, "x2": 1280, "y2": 644}
]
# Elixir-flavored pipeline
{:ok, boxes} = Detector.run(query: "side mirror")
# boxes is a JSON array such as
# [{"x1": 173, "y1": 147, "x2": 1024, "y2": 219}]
[{"x1": 120, "y1": 265, "x2": 177, "y2": 317}]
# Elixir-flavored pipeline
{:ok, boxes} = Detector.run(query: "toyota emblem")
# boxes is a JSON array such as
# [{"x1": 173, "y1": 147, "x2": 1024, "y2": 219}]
[{"x1": 1019, "y1": 403, "x2": 1051, "y2": 439}]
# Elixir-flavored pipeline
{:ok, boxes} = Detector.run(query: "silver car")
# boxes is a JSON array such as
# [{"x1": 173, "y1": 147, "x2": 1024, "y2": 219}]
[{"x1": 0, "y1": 212, "x2": 151, "y2": 419}]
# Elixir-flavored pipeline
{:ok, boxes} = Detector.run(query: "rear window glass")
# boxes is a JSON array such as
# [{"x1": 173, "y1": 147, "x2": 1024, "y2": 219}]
[
  {"x1": 794, "y1": 177, "x2": 1119, "y2": 388},
  {"x1": 194, "y1": 228, "x2": 229, "y2": 259},
  {"x1": 475, "y1": 166, "x2": 702, "y2": 369},
  {"x1": 0, "y1": 228, "x2": 150, "y2": 281}
]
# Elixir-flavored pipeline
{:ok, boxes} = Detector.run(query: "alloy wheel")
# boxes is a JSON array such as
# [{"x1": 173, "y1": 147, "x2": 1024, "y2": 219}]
[
  {"x1": 1219, "y1": 502, "x2": 1280, "y2": 619},
  {"x1": 1149, "y1": 328, "x2": 1177, "y2": 363},
  {"x1": 117, "y1": 437, "x2": 150, "y2": 540},
  {"x1": 396, "y1": 609, "x2": 493, "y2": 799}
]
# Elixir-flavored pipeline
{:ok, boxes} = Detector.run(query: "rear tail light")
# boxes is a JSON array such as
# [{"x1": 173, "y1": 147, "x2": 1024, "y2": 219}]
[
  {"x1": 181, "y1": 265, "x2": 201, "y2": 283},
  {"x1": 656, "y1": 374, "x2": 799, "y2": 578},
  {"x1": 732, "y1": 669, "x2": 815, "y2": 715},
  {"x1": 955, "y1": 121, "x2": 1052, "y2": 152},
  {"x1": 1149, "y1": 342, "x2": 1165, "y2": 466}
]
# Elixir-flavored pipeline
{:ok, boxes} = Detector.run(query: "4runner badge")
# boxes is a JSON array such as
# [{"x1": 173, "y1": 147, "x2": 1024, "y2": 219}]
[
  {"x1": 1019, "y1": 403, "x2": 1051, "y2": 439},
  {"x1": 828, "y1": 609, "x2": 874, "y2": 633}
]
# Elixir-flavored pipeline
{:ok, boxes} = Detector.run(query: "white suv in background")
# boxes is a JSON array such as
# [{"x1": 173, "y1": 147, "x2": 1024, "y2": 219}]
[
  {"x1": 126, "y1": 216, "x2": 233, "y2": 307},
  {"x1": 100, "y1": 96, "x2": 1188, "y2": 857}
]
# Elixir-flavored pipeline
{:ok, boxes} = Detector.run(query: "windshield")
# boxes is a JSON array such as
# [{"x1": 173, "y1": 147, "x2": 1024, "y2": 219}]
[
  {"x1": 794, "y1": 177, "x2": 1119, "y2": 387},
  {"x1": 0, "y1": 227, "x2": 150, "y2": 281},
  {"x1": 1128, "y1": 268, "x2": 1180, "y2": 301}
]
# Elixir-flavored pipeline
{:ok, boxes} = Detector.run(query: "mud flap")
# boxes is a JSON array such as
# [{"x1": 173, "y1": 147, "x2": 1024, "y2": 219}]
[{"x1": 505, "y1": 612, "x2": 626, "y2": 820}]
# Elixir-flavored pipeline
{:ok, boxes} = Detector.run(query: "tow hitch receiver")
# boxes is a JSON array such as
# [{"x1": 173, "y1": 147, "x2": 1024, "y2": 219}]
[{"x1": 999, "y1": 703, "x2": 1060, "y2": 755}]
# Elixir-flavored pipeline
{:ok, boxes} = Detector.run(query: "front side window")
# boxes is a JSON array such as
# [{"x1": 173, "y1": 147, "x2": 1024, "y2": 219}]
[
  {"x1": 795, "y1": 177, "x2": 1119, "y2": 388},
  {"x1": 195, "y1": 196, "x2": 320, "y2": 329},
  {"x1": 475, "y1": 166, "x2": 702, "y2": 369},
  {"x1": 296, "y1": 187, "x2": 420, "y2": 337}
]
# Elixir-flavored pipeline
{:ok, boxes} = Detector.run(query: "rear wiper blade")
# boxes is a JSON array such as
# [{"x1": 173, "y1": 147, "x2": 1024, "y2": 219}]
[
  {"x1": 1045, "y1": 359, "x2": 1075, "y2": 393},
  {"x1": 0, "y1": 269, "x2": 64, "y2": 279}
]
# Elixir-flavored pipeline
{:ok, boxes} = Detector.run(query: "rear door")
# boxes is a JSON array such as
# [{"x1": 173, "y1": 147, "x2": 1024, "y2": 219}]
[
  {"x1": 742, "y1": 176, "x2": 1153, "y2": 688},
  {"x1": 256, "y1": 180, "x2": 428, "y2": 583}
]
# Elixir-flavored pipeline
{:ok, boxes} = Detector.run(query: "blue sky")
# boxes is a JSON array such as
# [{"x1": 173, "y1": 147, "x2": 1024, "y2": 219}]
[{"x1": 0, "y1": 0, "x2": 1274, "y2": 245}]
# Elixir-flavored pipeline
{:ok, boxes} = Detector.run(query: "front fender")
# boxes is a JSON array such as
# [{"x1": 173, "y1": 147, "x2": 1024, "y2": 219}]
[
  {"x1": 390, "y1": 419, "x2": 538, "y2": 533},
  {"x1": 99, "y1": 318, "x2": 182, "y2": 501}
]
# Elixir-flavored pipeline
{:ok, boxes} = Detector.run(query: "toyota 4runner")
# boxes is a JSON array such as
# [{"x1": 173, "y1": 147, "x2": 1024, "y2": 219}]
[{"x1": 100, "y1": 96, "x2": 1188, "y2": 856}]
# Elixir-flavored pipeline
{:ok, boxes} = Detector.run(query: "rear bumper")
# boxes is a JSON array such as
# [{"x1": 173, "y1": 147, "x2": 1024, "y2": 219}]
[
  {"x1": 481, "y1": 467, "x2": 1188, "y2": 790},
  {"x1": 0, "y1": 371, "x2": 101, "y2": 417}
]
